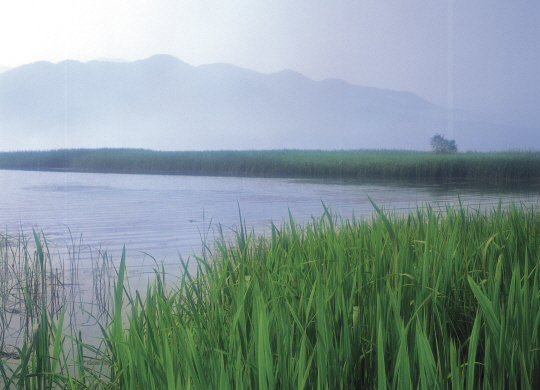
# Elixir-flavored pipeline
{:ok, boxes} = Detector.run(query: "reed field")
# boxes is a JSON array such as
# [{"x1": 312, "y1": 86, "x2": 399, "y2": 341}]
[
  {"x1": 0, "y1": 230, "x2": 115, "y2": 389},
  {"x1": 1, "y1": 148, "x2": 540, "y2": 181},
  {"x1": 1, "y1": 200, "x2": 540, "y2": 388}
]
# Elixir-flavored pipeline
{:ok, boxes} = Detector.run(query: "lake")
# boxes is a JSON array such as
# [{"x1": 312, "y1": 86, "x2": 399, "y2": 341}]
[
  {"x1": 1, "y1": 168, "x2": 539, "y2": 353},
  {"x1": 1, "y1": 169, "x2": 539, "y2": 275}
]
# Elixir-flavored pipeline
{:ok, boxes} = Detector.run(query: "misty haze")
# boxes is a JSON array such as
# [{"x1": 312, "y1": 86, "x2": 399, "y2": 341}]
[
  {"x1": 1, "y1": 54, "x2": 538, "y2": 152},
  {"x1": 1, "y1": 1, "x2": 540, "y2": 388}
]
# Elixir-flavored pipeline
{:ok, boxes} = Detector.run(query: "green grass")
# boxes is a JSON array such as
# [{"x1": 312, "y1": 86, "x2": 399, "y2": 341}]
[
  {"x1": 1, "y1": 148, "x2": 540, "y2": 181},
  {"x1": 0, "y1": 230, "x2": 114, "y2": 389},
  {"x1": 2, "y1": 202, "x2": 540, "y2": 388}
]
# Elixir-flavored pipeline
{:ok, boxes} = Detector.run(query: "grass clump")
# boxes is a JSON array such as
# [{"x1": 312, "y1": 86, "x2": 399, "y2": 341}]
[
  {"x1": 1, "y1": 148, "x2": 540, "y2": 181},
  {"x1": 0, "y1": 230, "x2": 114, "y2": 389},
  {"x1": 2, "y1": 202, "x2": 540, "y2": 388},
  {"x1": 103, "y1": 202, "x2": 540, "y2": 389}
]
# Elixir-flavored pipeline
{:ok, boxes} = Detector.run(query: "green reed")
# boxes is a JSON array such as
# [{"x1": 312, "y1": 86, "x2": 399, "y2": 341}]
[
  {"x1": 100, "y1": 201, "x2": 540, "y2": 389},
  {"x1": 0, "y1": 230, "x2": 115, "y2": 389},
  {"x1": 2, "y1": 202, "x2": 540, "y2": 388},
  {"x1": 1, "y1": 148, "x2": 540, "y2": 181}
]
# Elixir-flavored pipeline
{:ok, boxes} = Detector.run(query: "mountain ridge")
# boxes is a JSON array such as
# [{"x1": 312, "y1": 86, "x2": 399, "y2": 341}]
[{"x1": 0, "y1": 55, "x2": 536, "y2": 151}]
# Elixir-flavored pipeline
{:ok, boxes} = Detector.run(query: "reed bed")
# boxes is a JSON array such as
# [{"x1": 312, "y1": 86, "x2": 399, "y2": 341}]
[
  {"x1": 2, "y1": 201, "x2": 540, "y2": 388},
  {"x1": 1, "y1": 148, "x2": 540, "y2": 181},
  {"x1": 0, "y1": 230, "x2": 114, "y2": 389}
]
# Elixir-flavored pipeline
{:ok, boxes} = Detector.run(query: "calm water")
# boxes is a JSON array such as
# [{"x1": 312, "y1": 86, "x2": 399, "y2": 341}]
[
  {"x1": 1, "y1": 169, "x2": 539, "y2": 350},
  {"x1": 1, "y1": 169, "x2": 539, "y2": 274}
]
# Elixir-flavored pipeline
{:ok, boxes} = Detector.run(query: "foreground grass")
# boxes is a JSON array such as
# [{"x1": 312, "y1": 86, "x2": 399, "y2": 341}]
[
  {"x1": 2, "y1": 202, "x2": 540, "y2": 388},
  {"x1": 1, "y1": 148, "x2": 540, "y2": 181}
]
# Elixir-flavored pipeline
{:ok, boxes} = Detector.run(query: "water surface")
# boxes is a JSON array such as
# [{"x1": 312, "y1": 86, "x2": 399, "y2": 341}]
[
  {"x1": 1, "y1": 169, "x2": 539, "y2": 350},
  {"x1": 1, "y1": 169, "x2": 539, "y2": 274}
]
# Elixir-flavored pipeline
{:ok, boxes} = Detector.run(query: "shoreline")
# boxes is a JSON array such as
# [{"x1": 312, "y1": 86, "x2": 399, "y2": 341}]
[
  {"x1": 1, "y1": 148, "x2": 540, "y2": 182},
  {"x1": 1, "y1": 204, "x2": 539, "y2": 387}
]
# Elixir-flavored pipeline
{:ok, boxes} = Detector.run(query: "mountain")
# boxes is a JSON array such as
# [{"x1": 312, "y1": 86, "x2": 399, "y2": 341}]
[
  {"x1": 0, "y1": 54, "x2": 536, "y2": 151},
  {"x1": 0, "y1": 66, "x2": 13, "y2": 74},
  {"x1": 91, "y1": 58, "x2": 130, "y2": 63}
]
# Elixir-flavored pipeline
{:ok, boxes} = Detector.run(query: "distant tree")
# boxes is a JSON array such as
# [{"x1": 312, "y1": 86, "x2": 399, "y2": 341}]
[{"x1": 430, "y1": 134, "x2": 457, "y2": 154}]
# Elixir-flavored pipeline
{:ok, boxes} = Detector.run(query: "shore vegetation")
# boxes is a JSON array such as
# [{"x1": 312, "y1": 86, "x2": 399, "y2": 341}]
[
  {"x1": 1, "y1": 201, "x2": 540, "y2": 388},
  {"x1": 430, "y1": 134, "x2": 458, "y2": 154},
  {"x1": 1, "y1": 148, "x2": 540, "y2": 181}
]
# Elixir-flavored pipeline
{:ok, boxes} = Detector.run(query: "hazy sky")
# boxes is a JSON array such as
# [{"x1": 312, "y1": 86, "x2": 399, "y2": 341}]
[{"x1": 2, "y1": 0, "x2": 539, "y2": 127}]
